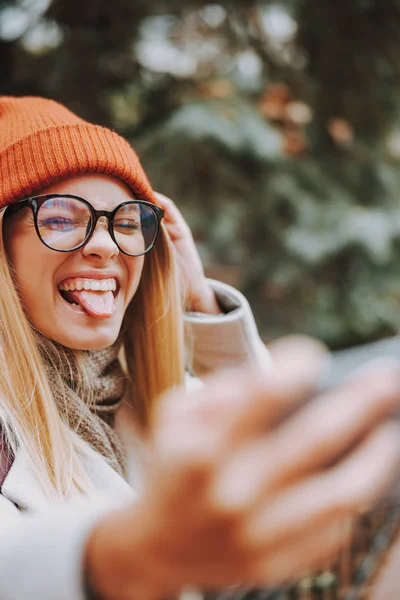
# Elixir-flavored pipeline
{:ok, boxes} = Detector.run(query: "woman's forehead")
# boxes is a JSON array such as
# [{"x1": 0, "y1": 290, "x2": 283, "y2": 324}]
[{"x1": 39, "y1": 174, "x2": 135, "y2": 210}]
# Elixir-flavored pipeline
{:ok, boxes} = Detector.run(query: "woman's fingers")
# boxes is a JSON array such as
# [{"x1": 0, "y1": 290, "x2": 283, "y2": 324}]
[
  {"x1": 150, "y1": 337, "x2": 326, "y2": 517},
  {"x1": 250, "y1": 423, "x2": 400, "y2": 586},
  {"x1": 267, "y1": 334, "x2": 327, "y2": 364},
  {"x1": 154, "y1": 192, "x2": 190, "y2": 237},
  {"x1": 260, "y1": 364, "x2": 400, "y2": 490},
  {"x1": 207, "y1": 360, "x2": 400, "y2": 513},
  {"x1": 155, "y1": 336, "x2": 327, "y2": 450},
  {"x1": 208, "y1": 336, "x2": 328, "y2": 447},
  {"x1": 217, "y1": 364, "x2": 400, "y2": 510},
  {"x1": 252, "y1": 515, "x2": 352, "y2": 586},
  {"x1": 154, "y1": 192, "x2": 178, "y2": 218},
  {"x1": 324, "y1": 419, "x2": 400, "y2": 507},
  {"x1": 242, "y1": 420, "x2": 400, "y2": 550}
]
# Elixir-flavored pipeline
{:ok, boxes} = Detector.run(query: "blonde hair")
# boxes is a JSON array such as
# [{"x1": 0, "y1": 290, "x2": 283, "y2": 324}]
[{"x1": 0, "y1": 214, "x2": 186, "y2": 501}]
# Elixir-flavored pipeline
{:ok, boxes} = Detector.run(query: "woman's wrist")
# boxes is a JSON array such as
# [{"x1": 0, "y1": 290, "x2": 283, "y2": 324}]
[{"x1": 189, "y1": 284, "x2": 223, "y2": 314}]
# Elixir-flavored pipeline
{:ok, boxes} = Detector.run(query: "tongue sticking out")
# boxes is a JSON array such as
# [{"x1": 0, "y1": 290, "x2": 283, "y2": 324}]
[{"x1": 64, "y1": 289, "x2": 115, "y2": 318}]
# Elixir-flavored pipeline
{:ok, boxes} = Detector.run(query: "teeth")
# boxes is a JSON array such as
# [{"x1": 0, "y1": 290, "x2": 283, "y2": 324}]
[{"x1": 58, "y1": 278, "x2": 118, "y2": 293}]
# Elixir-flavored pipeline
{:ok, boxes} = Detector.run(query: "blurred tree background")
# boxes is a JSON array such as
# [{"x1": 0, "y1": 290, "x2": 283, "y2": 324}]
[{"x1": 2, "y1": 0, "x2": 400, "y2": 349}]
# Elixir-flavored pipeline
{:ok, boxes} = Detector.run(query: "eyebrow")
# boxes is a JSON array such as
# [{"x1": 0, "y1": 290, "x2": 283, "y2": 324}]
[{"x1": 44, "y1": 198, "x2": 87, "y2": 209}]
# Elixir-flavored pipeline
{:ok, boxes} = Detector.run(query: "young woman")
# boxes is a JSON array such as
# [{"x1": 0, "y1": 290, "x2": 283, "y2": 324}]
[{"x1": 0, "y1": 96, "x2": 399, "y2": 600}]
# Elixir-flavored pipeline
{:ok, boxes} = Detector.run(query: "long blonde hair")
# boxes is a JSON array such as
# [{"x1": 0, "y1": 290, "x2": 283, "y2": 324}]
[{"x1": 0, "y1": 213, "x2": 186, "y2": 501}]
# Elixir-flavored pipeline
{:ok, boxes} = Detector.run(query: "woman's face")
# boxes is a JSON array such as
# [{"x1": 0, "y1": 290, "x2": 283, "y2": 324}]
[{"x1": 3, "y1": 174, "x2": 145, "y2": 350}]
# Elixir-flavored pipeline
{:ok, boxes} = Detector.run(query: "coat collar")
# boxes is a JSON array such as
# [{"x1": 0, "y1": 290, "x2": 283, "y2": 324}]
[
  {"x1": 1, "y1": 446, "x2": 45, "y2": 512},
  {"x1": 1, "y1": 441, "x2": 135, "y2": 513}
]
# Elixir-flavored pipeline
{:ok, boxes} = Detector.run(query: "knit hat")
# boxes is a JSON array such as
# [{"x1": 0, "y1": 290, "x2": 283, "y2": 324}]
[{"x1": 0, "y1": 96, "x2": 158, "y2": 209}]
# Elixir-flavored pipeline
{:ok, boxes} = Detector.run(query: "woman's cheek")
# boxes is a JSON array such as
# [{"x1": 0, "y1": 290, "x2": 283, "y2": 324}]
[{"x1": 125, "y1": 257, "x2": 145, "y2": 305}]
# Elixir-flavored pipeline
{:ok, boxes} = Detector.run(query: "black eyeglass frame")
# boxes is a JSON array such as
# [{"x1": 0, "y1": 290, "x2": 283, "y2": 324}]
[{"x1": 4, "y1": 194, "x2": 165, "y2": 257}]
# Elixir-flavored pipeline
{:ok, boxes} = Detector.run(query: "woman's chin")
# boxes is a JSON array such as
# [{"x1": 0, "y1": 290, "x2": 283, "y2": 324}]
[{"x1": 43, "y1": 323, "x2": 122, "y2": 351}]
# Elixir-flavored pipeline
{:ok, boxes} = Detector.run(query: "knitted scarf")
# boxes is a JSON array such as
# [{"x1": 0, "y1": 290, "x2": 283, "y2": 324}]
[{"x1": 36, "y1": 333, "x2": 127, "y2": 478}]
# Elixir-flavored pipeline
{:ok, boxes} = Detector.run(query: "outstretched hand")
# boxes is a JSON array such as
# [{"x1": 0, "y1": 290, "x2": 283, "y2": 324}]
[
  {"x1": 86, "y1": 336, "x2": 400, "y2": 600},
  {"x1": 155, "y1": 192, "x2": 221, "y2": 314}
]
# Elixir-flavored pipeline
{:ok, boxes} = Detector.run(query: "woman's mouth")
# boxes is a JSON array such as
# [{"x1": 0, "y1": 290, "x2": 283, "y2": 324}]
[{"x1": 57, "y1": 278, "x2": 119, "y2": 318}]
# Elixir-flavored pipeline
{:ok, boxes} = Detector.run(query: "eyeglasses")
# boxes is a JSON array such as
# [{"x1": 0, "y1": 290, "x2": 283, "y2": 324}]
[{"x1": 4, "y1": 194, "x2": 165, "y2": 257}]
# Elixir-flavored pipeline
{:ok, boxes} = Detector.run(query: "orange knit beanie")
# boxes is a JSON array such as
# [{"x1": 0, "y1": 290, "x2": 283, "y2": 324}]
[{"x1": 0, "y1": 96, "x2": 157, "y2": 209}]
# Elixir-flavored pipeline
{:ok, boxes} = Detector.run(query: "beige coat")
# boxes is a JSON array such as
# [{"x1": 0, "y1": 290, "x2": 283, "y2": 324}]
[{"x1": 0, "y1": 280, "x2": 269, "y2": 600}]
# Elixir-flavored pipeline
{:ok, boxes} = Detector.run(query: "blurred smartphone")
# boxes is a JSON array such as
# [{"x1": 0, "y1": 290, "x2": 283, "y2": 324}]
[
  {"x1": 318, "y1": 336, "x2": 400, "y2": 393},
  {"x1": 317, "y1": 335, "x2": 400, "y2": 504}
]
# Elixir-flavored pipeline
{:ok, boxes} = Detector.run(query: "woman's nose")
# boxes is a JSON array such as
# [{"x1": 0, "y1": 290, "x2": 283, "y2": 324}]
[{"x1": 81, "y1": 217, "x2": 119, "y2": 260}]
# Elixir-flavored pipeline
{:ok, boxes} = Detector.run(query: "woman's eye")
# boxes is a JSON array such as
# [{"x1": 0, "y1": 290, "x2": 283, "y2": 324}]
[
  {"x1": 38, "y1": 218, "x2": 76, "y2": 231},
  {"x1": 114, "y1": 220, "x2": 141, "y2": 232}
]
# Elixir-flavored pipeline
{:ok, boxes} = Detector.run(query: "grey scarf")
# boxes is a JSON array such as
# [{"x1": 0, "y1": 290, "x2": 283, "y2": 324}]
[{"x1": 36, "y1": 333, "x2": 127, "y2": 478}]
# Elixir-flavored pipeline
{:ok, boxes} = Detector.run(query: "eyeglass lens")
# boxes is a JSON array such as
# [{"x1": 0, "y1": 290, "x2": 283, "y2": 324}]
[{"x1": 36, "y1": 197, "x2": 158, "y2": 255}]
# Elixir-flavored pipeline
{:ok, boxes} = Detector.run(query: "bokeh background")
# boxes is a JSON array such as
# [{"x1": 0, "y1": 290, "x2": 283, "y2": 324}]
[{"x1": 2, "y1": 0, "x2": 400, "y2": 349}]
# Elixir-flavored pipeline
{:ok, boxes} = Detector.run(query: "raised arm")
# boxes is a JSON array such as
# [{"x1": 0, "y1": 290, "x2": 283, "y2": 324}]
[{"x1": 154, "y1": 192, "x2": 270, "y2": 376}]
